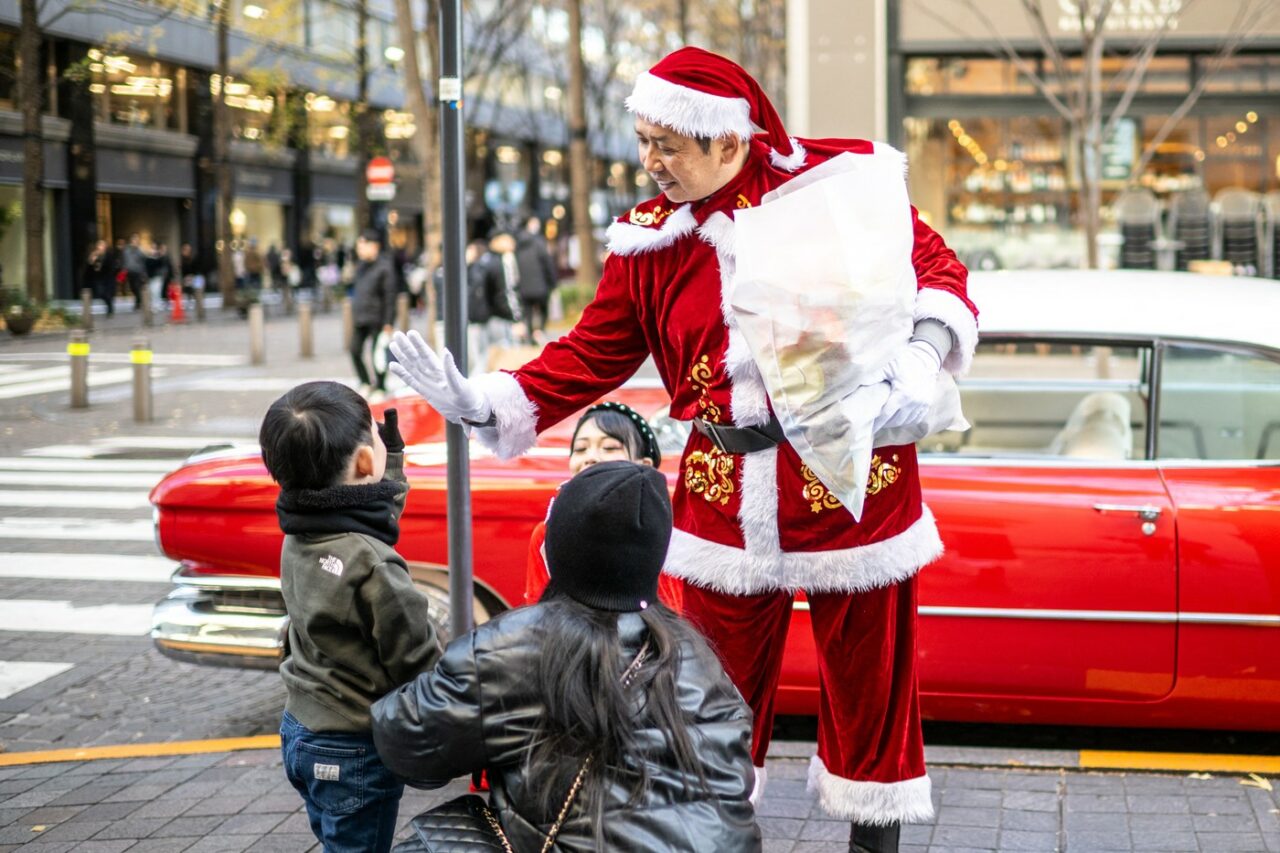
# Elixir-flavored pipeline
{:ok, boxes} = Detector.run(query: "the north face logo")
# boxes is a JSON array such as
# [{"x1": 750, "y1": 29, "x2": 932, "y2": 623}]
[{"x1": 319, "y1": 555, "x2": 344, "y2": 576}]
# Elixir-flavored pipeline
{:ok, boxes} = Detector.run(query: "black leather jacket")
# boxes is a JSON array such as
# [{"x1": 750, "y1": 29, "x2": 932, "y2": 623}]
[{"x1": 372, "y1": 605, "x2": 762, "y2": 852}]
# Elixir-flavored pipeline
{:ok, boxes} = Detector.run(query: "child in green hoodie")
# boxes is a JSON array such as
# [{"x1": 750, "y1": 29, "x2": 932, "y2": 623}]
[{"x1": 260, "y1": 380, "x2": 441, "y2": 853}]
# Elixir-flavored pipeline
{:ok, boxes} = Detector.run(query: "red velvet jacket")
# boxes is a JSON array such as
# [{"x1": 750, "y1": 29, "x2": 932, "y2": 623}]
[{"x1": 473, "y1": 138, "x2": 977, "y2": 595}]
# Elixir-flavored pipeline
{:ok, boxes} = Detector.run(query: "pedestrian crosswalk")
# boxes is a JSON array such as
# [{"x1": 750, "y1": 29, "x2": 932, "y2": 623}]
[
  {"x1": 0, "y1": 438, "x2": 222, "y2": 693},
  {"x1": 0, "y1": 350, "x2": 246, "y2": 401}
]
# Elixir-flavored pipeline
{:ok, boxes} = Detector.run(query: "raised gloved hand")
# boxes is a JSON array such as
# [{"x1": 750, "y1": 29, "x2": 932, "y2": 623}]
[
  {"x1": 387, "y1": 331, "x2": 493, "y2": 425},
  {"x1": 376, "y1": 408, "x2": 405, "y2": 453},
  {"x1": 872, "y1": 340, "x2": 943, "y2": 435}
]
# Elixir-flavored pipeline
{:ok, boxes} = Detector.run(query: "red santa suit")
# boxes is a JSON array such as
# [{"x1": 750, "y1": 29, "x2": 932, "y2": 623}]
[{"x1": 469, "y1": 49, "x2": 977, "y2": 827}]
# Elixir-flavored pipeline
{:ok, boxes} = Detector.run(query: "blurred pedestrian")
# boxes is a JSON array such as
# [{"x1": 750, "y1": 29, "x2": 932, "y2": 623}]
[
  {"x1": 83, "y1": 240, "x2": 115, "y2": 316},
  {"x1": 516, "y1": 216, "x2": 558, "y2": 343},
  {"x1": 179, "y1": 243, "x2": 202, "y2": 296},
  {"x1": 478, "y1": 231, "x2": 522, "y2": 349},
  {"x1": 243, "y1": 239, "x2": 265, "y2": 290},
  {"x1": 350, "y1": 229, "x2": 398, "y2": 399},
  {"x1": 122, "y1": 233, "x2": 147, "y2": 310}
]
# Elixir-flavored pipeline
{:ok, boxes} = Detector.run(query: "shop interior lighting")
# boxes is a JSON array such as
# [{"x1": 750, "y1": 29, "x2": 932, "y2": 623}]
[
  {"x1": 383, "y1": 109, "x2": 416, "y2": 139},
  {"x1": 1214, "y1": 109, "x2": 1258, "y2": 153},
  {"x1": 329, "y1": 125, "x2": 349, "y2": 139},
  {"x1": 1236, "y1": 121, "x2": 1248, "y2": 133},
  {"x1": 1247, "y1": 111, "x2": 1259, "y2": 123},
  {"x1": 948, "y1": 119, "x2": 988, "y2": 166},
  {"x1": 306, "y1": 93, "x2": 336, "y2": 113},
  {"x1": 542, "y1": 150, "x2": 563, "y2": 166},
  {"x1": 552, "y1": 204, "x2": 566, "y2": 218},
  {"x1": 544, "y1": 86, "x2": 562, "y2": 101},
  {"x1": 384, "y1": 46, "x2": 405, "y2": 63},
  {"x1": 243, "y1": 4, "x2": 266, "y2": 19},
  {"x1": 495, "y1": 145, "x2": 522, "y2": 164},
  {"x1": 110, "y1": 76, "x2": 173, "y2": 98}
]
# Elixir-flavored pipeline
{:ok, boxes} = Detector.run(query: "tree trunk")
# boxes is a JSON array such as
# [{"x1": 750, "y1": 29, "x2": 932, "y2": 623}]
[
  {"x1": 215, "y1": 1, "x2": 235, "y2": 304},
  {"x1": 18, "y1": 0, "x2": 45, "y2": 300},
  {"x1": 391, "y1": 0, "x2": 442, "y2": 345},
  {"x1": 355, "y1": 0, "x2": 371, "y2": 233},
  {"x1": 566, "y1": 0, "x2": 598, "y2": 290}
]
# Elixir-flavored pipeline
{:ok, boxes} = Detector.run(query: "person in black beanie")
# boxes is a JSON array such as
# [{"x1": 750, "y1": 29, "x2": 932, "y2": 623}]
[{"x1": 373, "y1": 460, "x2": 762, "y2": 852}]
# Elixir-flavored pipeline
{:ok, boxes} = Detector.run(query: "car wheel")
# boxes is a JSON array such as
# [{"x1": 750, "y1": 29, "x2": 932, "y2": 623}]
[{"x1": 407, "y1": 563, "x2": 494, "y2": 643}]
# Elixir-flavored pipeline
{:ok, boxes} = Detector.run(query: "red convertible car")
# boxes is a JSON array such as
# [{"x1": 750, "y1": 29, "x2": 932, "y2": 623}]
[{"x1": 151, "y1": 270, "x2": 1280, "y2": 730}]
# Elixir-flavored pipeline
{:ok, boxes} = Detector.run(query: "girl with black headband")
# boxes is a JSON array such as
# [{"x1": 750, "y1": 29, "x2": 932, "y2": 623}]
[{"x1": 523, "y1": 402, "x2": 684, "y2": 609}]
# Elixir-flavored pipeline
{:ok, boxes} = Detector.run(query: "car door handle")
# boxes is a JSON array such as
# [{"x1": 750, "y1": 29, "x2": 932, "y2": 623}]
[{"x1": 1093, "y1": 503, "x2": 1163, "y2": 522}]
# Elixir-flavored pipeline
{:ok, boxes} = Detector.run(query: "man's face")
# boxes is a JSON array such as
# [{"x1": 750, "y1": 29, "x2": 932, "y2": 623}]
[
  {"x1": 635, "y1": 118, "x2": 739, "y2": 203},
  {"x1": 356, "y1": 237, "x2": 379, "y2": 261}
]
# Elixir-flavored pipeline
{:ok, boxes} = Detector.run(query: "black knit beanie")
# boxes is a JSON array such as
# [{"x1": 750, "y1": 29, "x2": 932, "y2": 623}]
[{"x1": 545, "y1": 460, "x2": 671, "y2": 612}]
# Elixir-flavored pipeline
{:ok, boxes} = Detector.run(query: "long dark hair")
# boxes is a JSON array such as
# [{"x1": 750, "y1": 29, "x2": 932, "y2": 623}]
[{"x1": 526, "y1": 596, "x2": 711, "y2": 847}]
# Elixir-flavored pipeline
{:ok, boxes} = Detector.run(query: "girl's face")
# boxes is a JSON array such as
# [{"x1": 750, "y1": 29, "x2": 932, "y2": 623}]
[{"x1": 569, "y1": 419, "x2": 651, "y2": 475}]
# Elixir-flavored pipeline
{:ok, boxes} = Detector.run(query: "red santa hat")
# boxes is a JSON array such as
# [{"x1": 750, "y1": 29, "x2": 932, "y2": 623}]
[{"x1": 625, "y1": 46, "x2": 806, "y2": 172}]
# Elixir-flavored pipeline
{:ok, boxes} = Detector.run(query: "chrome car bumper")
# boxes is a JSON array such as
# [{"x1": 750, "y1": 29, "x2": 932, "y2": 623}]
[{"x1": 151, "y1": 567, "x2": 288, "y2": 670}]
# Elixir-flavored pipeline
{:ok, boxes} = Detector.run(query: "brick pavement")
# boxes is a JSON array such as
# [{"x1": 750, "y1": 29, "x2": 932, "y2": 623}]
[{"x1": 0, "y1": 749, "x2": 1278, "y2": 852}]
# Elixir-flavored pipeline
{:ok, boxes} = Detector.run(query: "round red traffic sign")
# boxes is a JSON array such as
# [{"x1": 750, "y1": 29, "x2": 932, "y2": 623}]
[{"x1": 366, "y1": 156, "x2": 395, "y2": 184}]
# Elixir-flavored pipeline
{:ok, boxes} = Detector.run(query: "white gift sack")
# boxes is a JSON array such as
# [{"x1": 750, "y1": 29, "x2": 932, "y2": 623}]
[{"x1": 732, "y1": 151, "x2": 965, "y2": 520}]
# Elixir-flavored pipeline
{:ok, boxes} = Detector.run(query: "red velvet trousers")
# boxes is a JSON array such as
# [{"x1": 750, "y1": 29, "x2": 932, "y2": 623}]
[{"x1": 682, "y1": 577, "x2": 929, "y2": 820}]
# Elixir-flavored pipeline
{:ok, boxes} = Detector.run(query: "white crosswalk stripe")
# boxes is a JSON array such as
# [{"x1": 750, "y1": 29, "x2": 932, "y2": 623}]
[
  {"x1": 0, "y1": 490, "x2": 153, "y2": 509},
  {"x1": 0, "y1": 367, "x2": 151, "y2": 401},
  {"x1": 0, "y1": 600, "x2": 153, "y2": 635},
  {"x1": 0, "y1": 457, "x2": 177, "y2": 473},
  {"x1": 0, "y1": 471, "x2": 163, "y2": 488},
  {"x1": 0, "y1": 553, "x2": 175, "y2": 582},
  {"x1": 0, "y1": 661, "x2": 74, "y2": 698},
  {"x1": 0, "y1": 352, "x2": 246, "y2": 366},
  {"x1": 0, "y1": 516, "x2": 155, "y2": 541}
]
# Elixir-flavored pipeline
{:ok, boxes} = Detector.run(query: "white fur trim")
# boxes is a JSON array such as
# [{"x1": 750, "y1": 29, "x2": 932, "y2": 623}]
[
  {"x1": 470, "y1": 371, "x2": 538, "y2": 460},
  {"x1": 749, "y1": 765, "x2": 767, "y2": 807},
  {"x1": 737, "y1": 448, "x2": 781, "y2": 561},
  {"x1": 606, "y1": 204, "x2": 698, "y2": 257},
  {"x1": 665, "y1": 505, "x2": 943, "y2": 595},
  {"x1": 625, "y1": 72, "x2": 754, "y2": 141},
  {"x1": 807, "y1": 756, "x2": 934, "y2": 825},
  {"x1": 769, "y1": 138, "x2": 807, "y2": 172},
  {"x1": 913, "y1": 287, "x2": 979, "y2": 376},
  {"x1": 872, "y1": 140, "x2": 910, "y2": 180},
  {"x1": 697, "y1": 212, "x2": 771, "y2": 427}
]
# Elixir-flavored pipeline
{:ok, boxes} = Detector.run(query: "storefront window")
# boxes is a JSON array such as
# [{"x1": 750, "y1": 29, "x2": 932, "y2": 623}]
[
  {"x1": 384, "y1": 109, "x2": 417, "y2": 163},
  {"x1": 1202, "y1": 54, "x2": 1280, "y2": 93},
  {"x1": 309, "y1": 1, "x2": 357, "y2": 60},
  {"x1": 1055, "y1": 55, "x2": 1190, "y2": 94},
  {"x1": 89, "y1": 49, "x2": 180, "y2": 130},
  {"x1": 212, "y1": 74, "x2": 276, "y2": 144},
  {"x1": 906, "y1": 57, "x2": 1036, "y2": 96},
  {"x1": 0, "y1": 31, "x2": 16, "y2": 111},
  {"x1": 306, "y1": 93, "x2": 351, "y2": 159}
]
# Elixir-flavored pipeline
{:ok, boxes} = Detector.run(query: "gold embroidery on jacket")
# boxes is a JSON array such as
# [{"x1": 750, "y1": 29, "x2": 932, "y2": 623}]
[
  {"x1": 736, "y1": 194, "x2": 752, "y2": 209},
  {"x1": 628, "y1": 205, "x2": 674, "y2": 227},
  {"x1": 801, "y1": 454, "x2": 901, "y2": 513},
  {"x1": 688, "y1": 354, "x2": 722, "y2": 423},
  {"x1": 685, "y1": 448, "x2": 735, "y2": 506}
]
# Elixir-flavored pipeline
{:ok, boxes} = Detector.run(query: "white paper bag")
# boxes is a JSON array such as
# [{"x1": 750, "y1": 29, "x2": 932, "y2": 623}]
[{"x1": 732, "y1": 152, "x2": 965, "y2": 520}]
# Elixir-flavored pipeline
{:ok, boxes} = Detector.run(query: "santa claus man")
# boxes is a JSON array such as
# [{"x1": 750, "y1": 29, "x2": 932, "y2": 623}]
[{"x1": 390, "y1": 47, "x2": 977, "y2": 853}]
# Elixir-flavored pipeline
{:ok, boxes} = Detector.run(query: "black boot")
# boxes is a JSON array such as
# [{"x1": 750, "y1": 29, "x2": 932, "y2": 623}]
[{"x1": 849, "y1": 822, "x2": 900, "y2": 853}]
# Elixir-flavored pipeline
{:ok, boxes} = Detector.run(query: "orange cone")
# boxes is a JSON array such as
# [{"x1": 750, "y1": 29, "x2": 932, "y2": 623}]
[{"x1": 168, "y1": 282, "x2": 186, "y2": 324}]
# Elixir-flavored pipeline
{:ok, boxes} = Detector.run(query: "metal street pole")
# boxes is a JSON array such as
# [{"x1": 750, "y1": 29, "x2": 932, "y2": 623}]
[{"x1": 439, "y1": 0, "x2": 473, "y2": 638}]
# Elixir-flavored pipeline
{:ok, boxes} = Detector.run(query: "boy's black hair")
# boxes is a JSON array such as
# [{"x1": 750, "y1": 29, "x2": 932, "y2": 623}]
[{"x1": 259, "y1": 381, "x2": 373, "y2": 491}]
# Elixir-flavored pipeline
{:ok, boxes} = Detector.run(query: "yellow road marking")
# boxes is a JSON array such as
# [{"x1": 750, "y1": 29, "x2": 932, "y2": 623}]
[
  {"x1": 1080, "y1": 750, "x2": 1280, "y2": 774},
  {"x1": 0, "y1": 735, "x2": 280, "y2": 767}
]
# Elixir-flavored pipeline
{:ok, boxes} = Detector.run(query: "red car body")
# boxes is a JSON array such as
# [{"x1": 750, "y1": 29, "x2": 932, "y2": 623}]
[{"x1": 151, "y1": 272, "x2": 1280, "y2": 730}]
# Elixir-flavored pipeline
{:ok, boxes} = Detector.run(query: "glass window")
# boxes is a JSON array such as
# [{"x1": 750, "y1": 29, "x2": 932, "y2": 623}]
[
  {"x1": 1201, "y1": 54, "x2": 1280, "y2": 93},
  {"x1": 309, "y1": 1, "x2": 357, "y2": 59},
  {"x1": 922, "y1": 340, "x2": 1150, "y2": 460},
  {"x1": 306, "y1": 93, "x2": 351, "y2": 159},
  {"x1": 1159, "y1": 345, "x2": 1280, "y2": 461},
  {"x1": 1055, "y1": 55, "x2": 1189, "y2": 94},
  {"x1": 906, "y1": 57, "x2": 1035, "y2": 95},
  {"x1": 0, "y1": 31, "x2": 16, "y2": 111},
  {"x1": 212, "y1": 74, "x2": 277, "y2": 144},
  {"x1": 89, "y1": 50, "x2": 179, "y2": 130}
]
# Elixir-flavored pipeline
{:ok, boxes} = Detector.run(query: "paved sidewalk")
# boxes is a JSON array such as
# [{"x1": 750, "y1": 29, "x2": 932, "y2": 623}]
[{"x1": 1, "y1": 747, "x2": 1278, "y2": 852}]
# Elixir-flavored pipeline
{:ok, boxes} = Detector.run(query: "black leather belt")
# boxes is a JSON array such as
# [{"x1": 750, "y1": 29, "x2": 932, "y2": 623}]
[{"x1": 693, "y1": 416, "x2": 785, "y2": 454}]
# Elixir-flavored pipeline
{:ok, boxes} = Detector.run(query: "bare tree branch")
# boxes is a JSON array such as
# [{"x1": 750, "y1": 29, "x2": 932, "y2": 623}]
[
  {"x1": 1131, "y1": 0, "x2": 1277, "y2": 179},
  {"x1": 950, "y1": 0, "x2": 1074, "y2": 120},
  {"x1": 1021, "y1": 0, "x2": 1076, "y2": 116}
]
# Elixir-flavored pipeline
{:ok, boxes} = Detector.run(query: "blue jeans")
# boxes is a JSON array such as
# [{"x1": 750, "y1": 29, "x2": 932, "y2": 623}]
[{"x1": 281, "y1": 711, "x2": 404, "y2": 853}]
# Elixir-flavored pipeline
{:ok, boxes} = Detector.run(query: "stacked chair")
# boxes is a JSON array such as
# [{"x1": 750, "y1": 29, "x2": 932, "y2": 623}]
[
  {"x1": 1115, "y1": 188, "x2": 1160, "y2": 270},
  {"x1": 1169, "y1": 189, "x2": 1212, "y2": 271},
  {"x1": 1265, "y1": 192, "x2": 1280, "y2": 279},
  {"x1": 1214, "y1": 188, "x2": 1262, "y2": 276}
]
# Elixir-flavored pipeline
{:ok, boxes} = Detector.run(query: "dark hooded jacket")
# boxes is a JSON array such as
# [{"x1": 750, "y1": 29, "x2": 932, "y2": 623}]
[{"x1": 371, "y1": 604, "x2": 762, "y2": 852}]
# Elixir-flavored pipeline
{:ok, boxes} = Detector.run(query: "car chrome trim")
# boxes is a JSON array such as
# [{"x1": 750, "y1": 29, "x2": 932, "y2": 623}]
[
  {"x1": 170, "y1": 567, "x2": 282, "y2": 591},
  {"x1": 790, "y1": 602, "x2": 1280, "y2": 626},
  {"x1": 151, "y1": 591, "x2": 287, "y2": 670}
]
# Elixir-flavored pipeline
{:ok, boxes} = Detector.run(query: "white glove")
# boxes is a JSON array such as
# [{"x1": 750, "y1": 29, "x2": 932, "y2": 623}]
[
  {"x1": 873, "y1": 340, "x2": 943, "y2": 434},
  {"x1": 387, "y1": 330, "x2": 492, "y2": 425}
]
